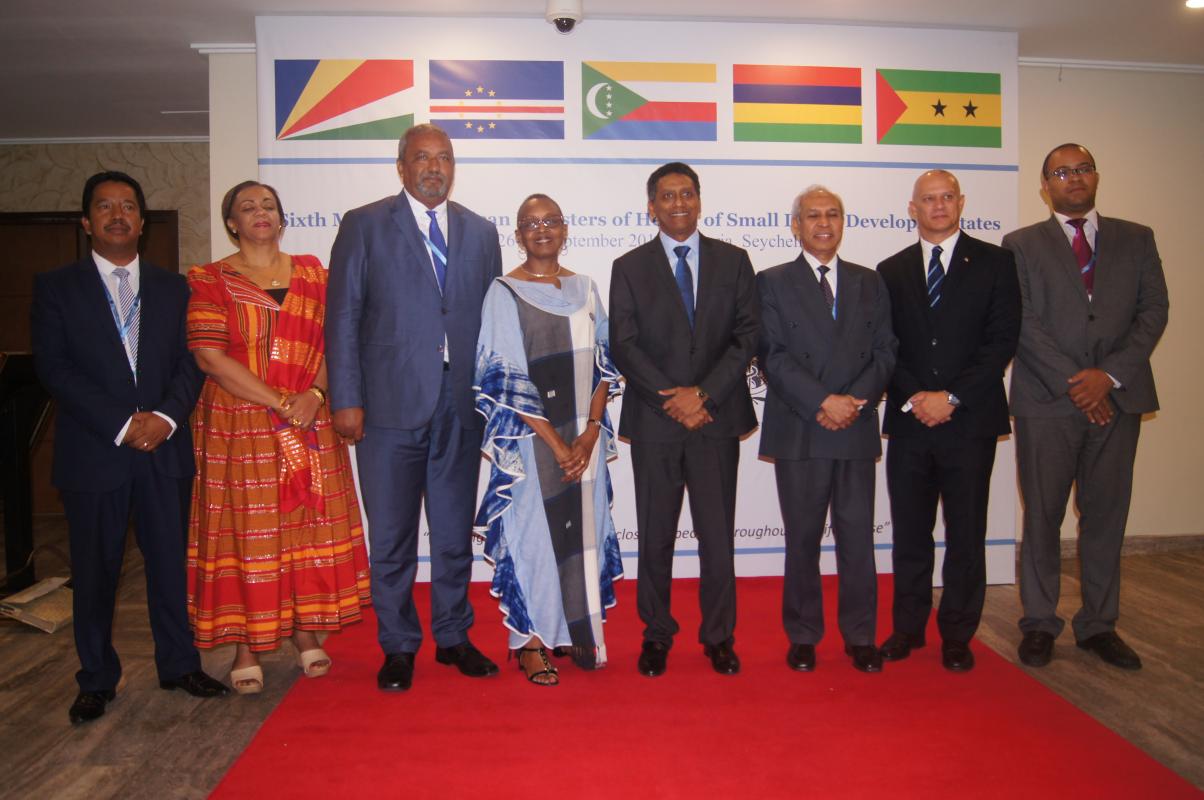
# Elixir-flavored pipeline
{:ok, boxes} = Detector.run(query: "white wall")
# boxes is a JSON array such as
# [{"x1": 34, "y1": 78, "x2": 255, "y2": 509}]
[
  {"x1": 1014, "y1": 66, "x2": 1204, "y2": 538},
  {"x1": 207, "y1": 53, "x2": 258, "y2": 261}
]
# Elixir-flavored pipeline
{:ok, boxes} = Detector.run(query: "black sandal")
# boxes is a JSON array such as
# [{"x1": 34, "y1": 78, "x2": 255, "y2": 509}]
[
  {"x1": 514, "y1": 646, "x2": 559, "y2": 686},
  {"x1": 551, "y1": 644, "x2": 599, "y2": 671}
]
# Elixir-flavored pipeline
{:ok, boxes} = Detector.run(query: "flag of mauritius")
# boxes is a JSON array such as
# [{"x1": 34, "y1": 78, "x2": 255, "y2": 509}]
[{"x1": 876, "y1": 69, "x2": 1001, "y2": 148}]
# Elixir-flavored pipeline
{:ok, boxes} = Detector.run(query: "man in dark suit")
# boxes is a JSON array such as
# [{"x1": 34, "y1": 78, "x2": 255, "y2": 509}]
[
  {"x1": 609, "y1": 162, "x2": 759, "y2": 677},
  {"x1": 1004, "y1": 144, "x2": 1168, "y2": 671},
  {"x1": 31, "y1": 171, "x2": 229, "y2": 724},
  {"x1": 758, "y1": 186, "x2": 897, "y2": 674},
  {"x1": 876, "y1": 169, "x2": 1020, "y2": 672},
  {"x1": 327, "y1": 124, "x2": 502, "y2": 691}
]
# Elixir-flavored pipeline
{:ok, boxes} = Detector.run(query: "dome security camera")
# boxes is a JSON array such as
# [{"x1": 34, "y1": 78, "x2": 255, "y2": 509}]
[{"x1": 546, "y1": 0, "x2": 583, "y2": 33}]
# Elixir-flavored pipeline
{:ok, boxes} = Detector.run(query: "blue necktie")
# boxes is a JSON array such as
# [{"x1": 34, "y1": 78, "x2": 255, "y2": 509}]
[
  {"x1": 113, "y1": 267, "x2": 139, "y2": 370},
  {"x1": 926, "y1": 245, "x2": 944, "y2": 308},
  {"x1": 426, "y1": 210, "x2": 448, "y2": 293},
  {"x1": 674, "y1": 245, "x2": 694, "y2": 329}
]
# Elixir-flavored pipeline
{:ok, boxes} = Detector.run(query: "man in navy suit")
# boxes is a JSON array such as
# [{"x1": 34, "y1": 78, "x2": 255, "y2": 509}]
[
  {"x1": 31, "y1": 171, "x2": 229, "y2": 724},
  {"x1": 327, "y1": 124, "x2": 503, "y2": 691},
  {"x1": 609, "y1": 162, "x2": 760, "y2": 677},
  {"x1": 876, "y1": 170, "x2": 1020, "y2": 673},
  {"x1": 757, "y1": 186, "x2": 896, "y2": 674}
]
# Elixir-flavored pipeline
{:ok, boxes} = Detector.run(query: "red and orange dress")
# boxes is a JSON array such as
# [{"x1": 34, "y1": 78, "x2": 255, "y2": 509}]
[{"x1": 186, "y1": 255, "x2": 370, "y2": 651}]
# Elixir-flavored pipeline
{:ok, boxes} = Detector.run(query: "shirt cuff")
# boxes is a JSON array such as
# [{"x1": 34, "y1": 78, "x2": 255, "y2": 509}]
[
  {"x1": 1106, "y1": 373, "x2": 1122, "y2": 389},
  {"x1": 114, "y1": 415, "x2": 134, "y2": 446},
  {"x1": 152, "y1": 410, "x2": 179, "y2": 439}
]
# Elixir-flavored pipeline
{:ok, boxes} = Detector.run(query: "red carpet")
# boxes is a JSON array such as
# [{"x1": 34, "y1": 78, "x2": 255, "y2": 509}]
[{"x1": 213, "y1": 577, "x2": 1196, "y2": 799}]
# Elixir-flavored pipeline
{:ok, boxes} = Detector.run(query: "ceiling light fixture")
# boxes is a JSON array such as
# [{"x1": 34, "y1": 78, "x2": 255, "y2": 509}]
[{"x1": 1187, "y1": 0, "x2": 1204, "y2": 8}]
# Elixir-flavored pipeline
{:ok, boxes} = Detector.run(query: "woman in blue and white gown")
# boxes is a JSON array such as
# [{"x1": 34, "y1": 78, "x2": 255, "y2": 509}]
[{"x1": 473, "y1": 194, "x2": 623, "y2": 686}]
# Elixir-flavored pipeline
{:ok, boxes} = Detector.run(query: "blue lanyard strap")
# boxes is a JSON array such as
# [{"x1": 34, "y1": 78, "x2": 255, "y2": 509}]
[
  {"x1": 418, "y1": 226, "x2": 448, "y2": 268},
  {"x1": 100, "y1": 278, "x2": 141, "y2": 343}
]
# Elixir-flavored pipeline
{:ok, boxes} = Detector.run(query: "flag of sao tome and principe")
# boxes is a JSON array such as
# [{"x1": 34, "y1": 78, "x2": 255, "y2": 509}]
[
  {"x1": 733, "y1": 65, "x2": 862, "y2": 144},
  {"x1": 876, "y1": 68, "x2": 1001, "y2": 147},
  {"x1": 429, "y1": 60, "x2": 565, "y2": 139},
  {"x1": 582, "y1": 62, "x2": 717, "y2": 141},
  {"x1": 275, "y1": 59, "x2": 416, "y2": 141}
]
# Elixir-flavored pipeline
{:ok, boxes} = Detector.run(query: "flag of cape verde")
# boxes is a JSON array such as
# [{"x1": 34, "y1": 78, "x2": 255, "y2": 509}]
[{"x1": 429, "y1": 60, "x2": 565, "y2": 139}]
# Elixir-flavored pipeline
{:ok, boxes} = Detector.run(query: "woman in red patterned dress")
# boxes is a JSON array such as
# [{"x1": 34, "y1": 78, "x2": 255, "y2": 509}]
[{"x1": 186, "y1": 181, "x2": 370, "y2": 693}]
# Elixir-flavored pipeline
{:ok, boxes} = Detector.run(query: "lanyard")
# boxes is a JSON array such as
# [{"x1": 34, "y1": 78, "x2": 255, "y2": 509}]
[
  {"x1": 418, "y1": 225, "x2": 448, "y2": 268},
  {"x1": 100, "y1": 276, "x2": 141, "y2": 352}
]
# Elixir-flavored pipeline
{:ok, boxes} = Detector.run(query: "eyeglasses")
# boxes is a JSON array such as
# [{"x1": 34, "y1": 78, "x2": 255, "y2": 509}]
[
  {"x1": 1046, "y1": 165, "x2": 1097, "y2": 181},
  {"x1": 517, "y1": 216, "x2": 565, "y2": 231}
]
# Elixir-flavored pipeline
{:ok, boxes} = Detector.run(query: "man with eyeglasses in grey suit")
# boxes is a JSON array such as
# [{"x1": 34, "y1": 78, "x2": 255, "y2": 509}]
[{"x1": 1004, "y1": 143, "x2": 1168, "y2": 671}]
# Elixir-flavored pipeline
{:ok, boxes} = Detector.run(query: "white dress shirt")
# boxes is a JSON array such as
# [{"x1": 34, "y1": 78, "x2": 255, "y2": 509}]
[
  {"x1": 404, "y1": 189, "x2": 451, "y2": 363},
  {"x1": 93, "y1": 251, "x2": 177, "y2": 445}
]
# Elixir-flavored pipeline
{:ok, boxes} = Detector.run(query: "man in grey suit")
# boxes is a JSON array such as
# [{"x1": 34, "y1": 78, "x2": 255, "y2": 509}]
[
  {"x1": 757, "y1": 186, "x2": 897, "y2": 674},
  {"x1": 1004, "y1": 143, "x2": 1168, "y2": 670},
  {"x1": 327, "y1": 124, "x2": 503, "y2": 691}
]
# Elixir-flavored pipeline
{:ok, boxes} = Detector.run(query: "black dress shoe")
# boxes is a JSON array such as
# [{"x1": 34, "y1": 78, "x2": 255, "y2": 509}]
[
  {"x1": 159, "y1": 670, "x2": 231, "y2": 697},
  {"x1": 786, "y1": 643, "x2": 816, "y2": 672},
  {"x1": 69, "y1": 690, "x2": 115, "y2": 724},
  {"x1": 703, "y1": 639, "x2": 740, "y2": 675},
  {"x1": 435, "y1": 641, "x2": 499, "y2": 677},
  {"x1": 941, "y1": 640, "x2": 975, "y2": 672},
  {"x1": 1018, "y1": 631, "x2": 1055, "y2": 667},
  {"x1": 378, "y1": 652, "x2": 415, "y2": 691},
  {"x1": 879, "y1": 631, "x2": 926, "y2": 662},
  {"x1": 1077, "y1": 632, "x2": 1142, "y2": 671},
  {"x1": 637, "y1": 641, "x2": 668, "y2": 677},
  {"x1": 845, "y1": 644, "x2": 884, "y2": 673}
]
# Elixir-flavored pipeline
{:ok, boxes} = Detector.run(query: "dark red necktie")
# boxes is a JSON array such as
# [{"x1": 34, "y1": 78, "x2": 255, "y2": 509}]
[{"x1": 1067, "y1": 218, "x2": 1094, "y2": 294}]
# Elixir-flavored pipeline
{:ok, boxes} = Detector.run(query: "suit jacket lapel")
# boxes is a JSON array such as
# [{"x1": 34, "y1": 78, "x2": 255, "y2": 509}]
[
  {"x1": 1040, "y1": 217, "x2": 1090, "y2": 307},
  {"x1": 900, "y1": 243, "x2": 932, "y2": 327},
  {"x1": 389, "y1": 193, "x2": 442, "y2": 295},
  {"x1": 79, "y1": 257, "x2": 131, "y2": 368},
  {"x1": 789, "y1": 254, "x2": 836, "y2": 333},
  {"x1": 833, "y1": 258, "x2": 858, "y2": 339},
  {"x1": 1092, "y1": 216, "x2": 1118, "y2": 303},
  {"x1": 940, "y1": 235, "x2": 974, "y2": 304}
]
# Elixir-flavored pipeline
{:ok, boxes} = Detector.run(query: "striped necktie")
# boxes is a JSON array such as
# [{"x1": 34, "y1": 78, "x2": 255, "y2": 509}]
[
  {"x1": 1067, "y1": 218, "x2": 1094, "y2": 294},
  {"x1": 818, "y1": 264, "x2": 835, "y2": 318},
  {"x1": 113, "y1": 266, "x2": 139, "y2": 370},
  {"x1": 426, "y1": 209, "x2": 448, "y2": 293},
  {"x1": 926, "y1": 245, "x2": 945, "y2": 308}
]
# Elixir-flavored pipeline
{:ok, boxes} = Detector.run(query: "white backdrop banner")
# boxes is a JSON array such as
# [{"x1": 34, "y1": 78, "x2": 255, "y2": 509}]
[{"x1": 255, "y1": 16, "x2": 1020, "y2": 584}]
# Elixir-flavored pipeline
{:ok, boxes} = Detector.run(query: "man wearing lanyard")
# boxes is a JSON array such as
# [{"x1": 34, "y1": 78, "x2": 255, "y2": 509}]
[
  {"x1": 31, "y1": 171, "x2": 227, "y2": 724},
  {"x1": 1004, "y1": 144, "x2": 1168, "y2": 670},
  {"x1": 327, "y1": 124, "x2": 503, "y2": 691}
]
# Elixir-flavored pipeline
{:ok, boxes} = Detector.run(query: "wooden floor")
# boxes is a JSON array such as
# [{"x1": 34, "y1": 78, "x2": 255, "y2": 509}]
[{"x1": 2, "y1": 517, "x2": 1201, "y2": 797}]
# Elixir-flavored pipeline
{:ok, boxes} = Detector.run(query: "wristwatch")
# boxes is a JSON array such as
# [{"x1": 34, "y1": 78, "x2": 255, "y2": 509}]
[
  {"x1": 696, "y1": 388, "x2": 708, "y2": 400},
  {"x1": 946, "y1": 392, "x2": 961, "y2": 407}
]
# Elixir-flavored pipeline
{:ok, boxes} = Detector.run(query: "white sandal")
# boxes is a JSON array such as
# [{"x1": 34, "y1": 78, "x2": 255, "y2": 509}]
[
  {"x1": 229, "y1": 664, "x2": 264, "y2": 695},
  {"x1": 297, "y1": 648, "x2": 332, "y2": 678}
]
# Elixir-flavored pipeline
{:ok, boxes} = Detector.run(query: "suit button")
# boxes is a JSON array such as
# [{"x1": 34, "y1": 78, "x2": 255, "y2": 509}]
[
  {"x1": 803, "y1": 353, "x2": 810, "y2": 359},
  {"x1": 931, "y1": 338, "x2": 938, "y2": 346},
  {"x1": 932, "y1": 368, "x2": 940, "y2": 376},
  {"x1": 442, "y1": 307, "x2": 449, "y2": 315},
  {"x1": 1088, "y1": 314, "x2": 1095, "y2": 321},
  {"x1": 859, "y1": 352, "x2": 866, "y2": 358}
]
